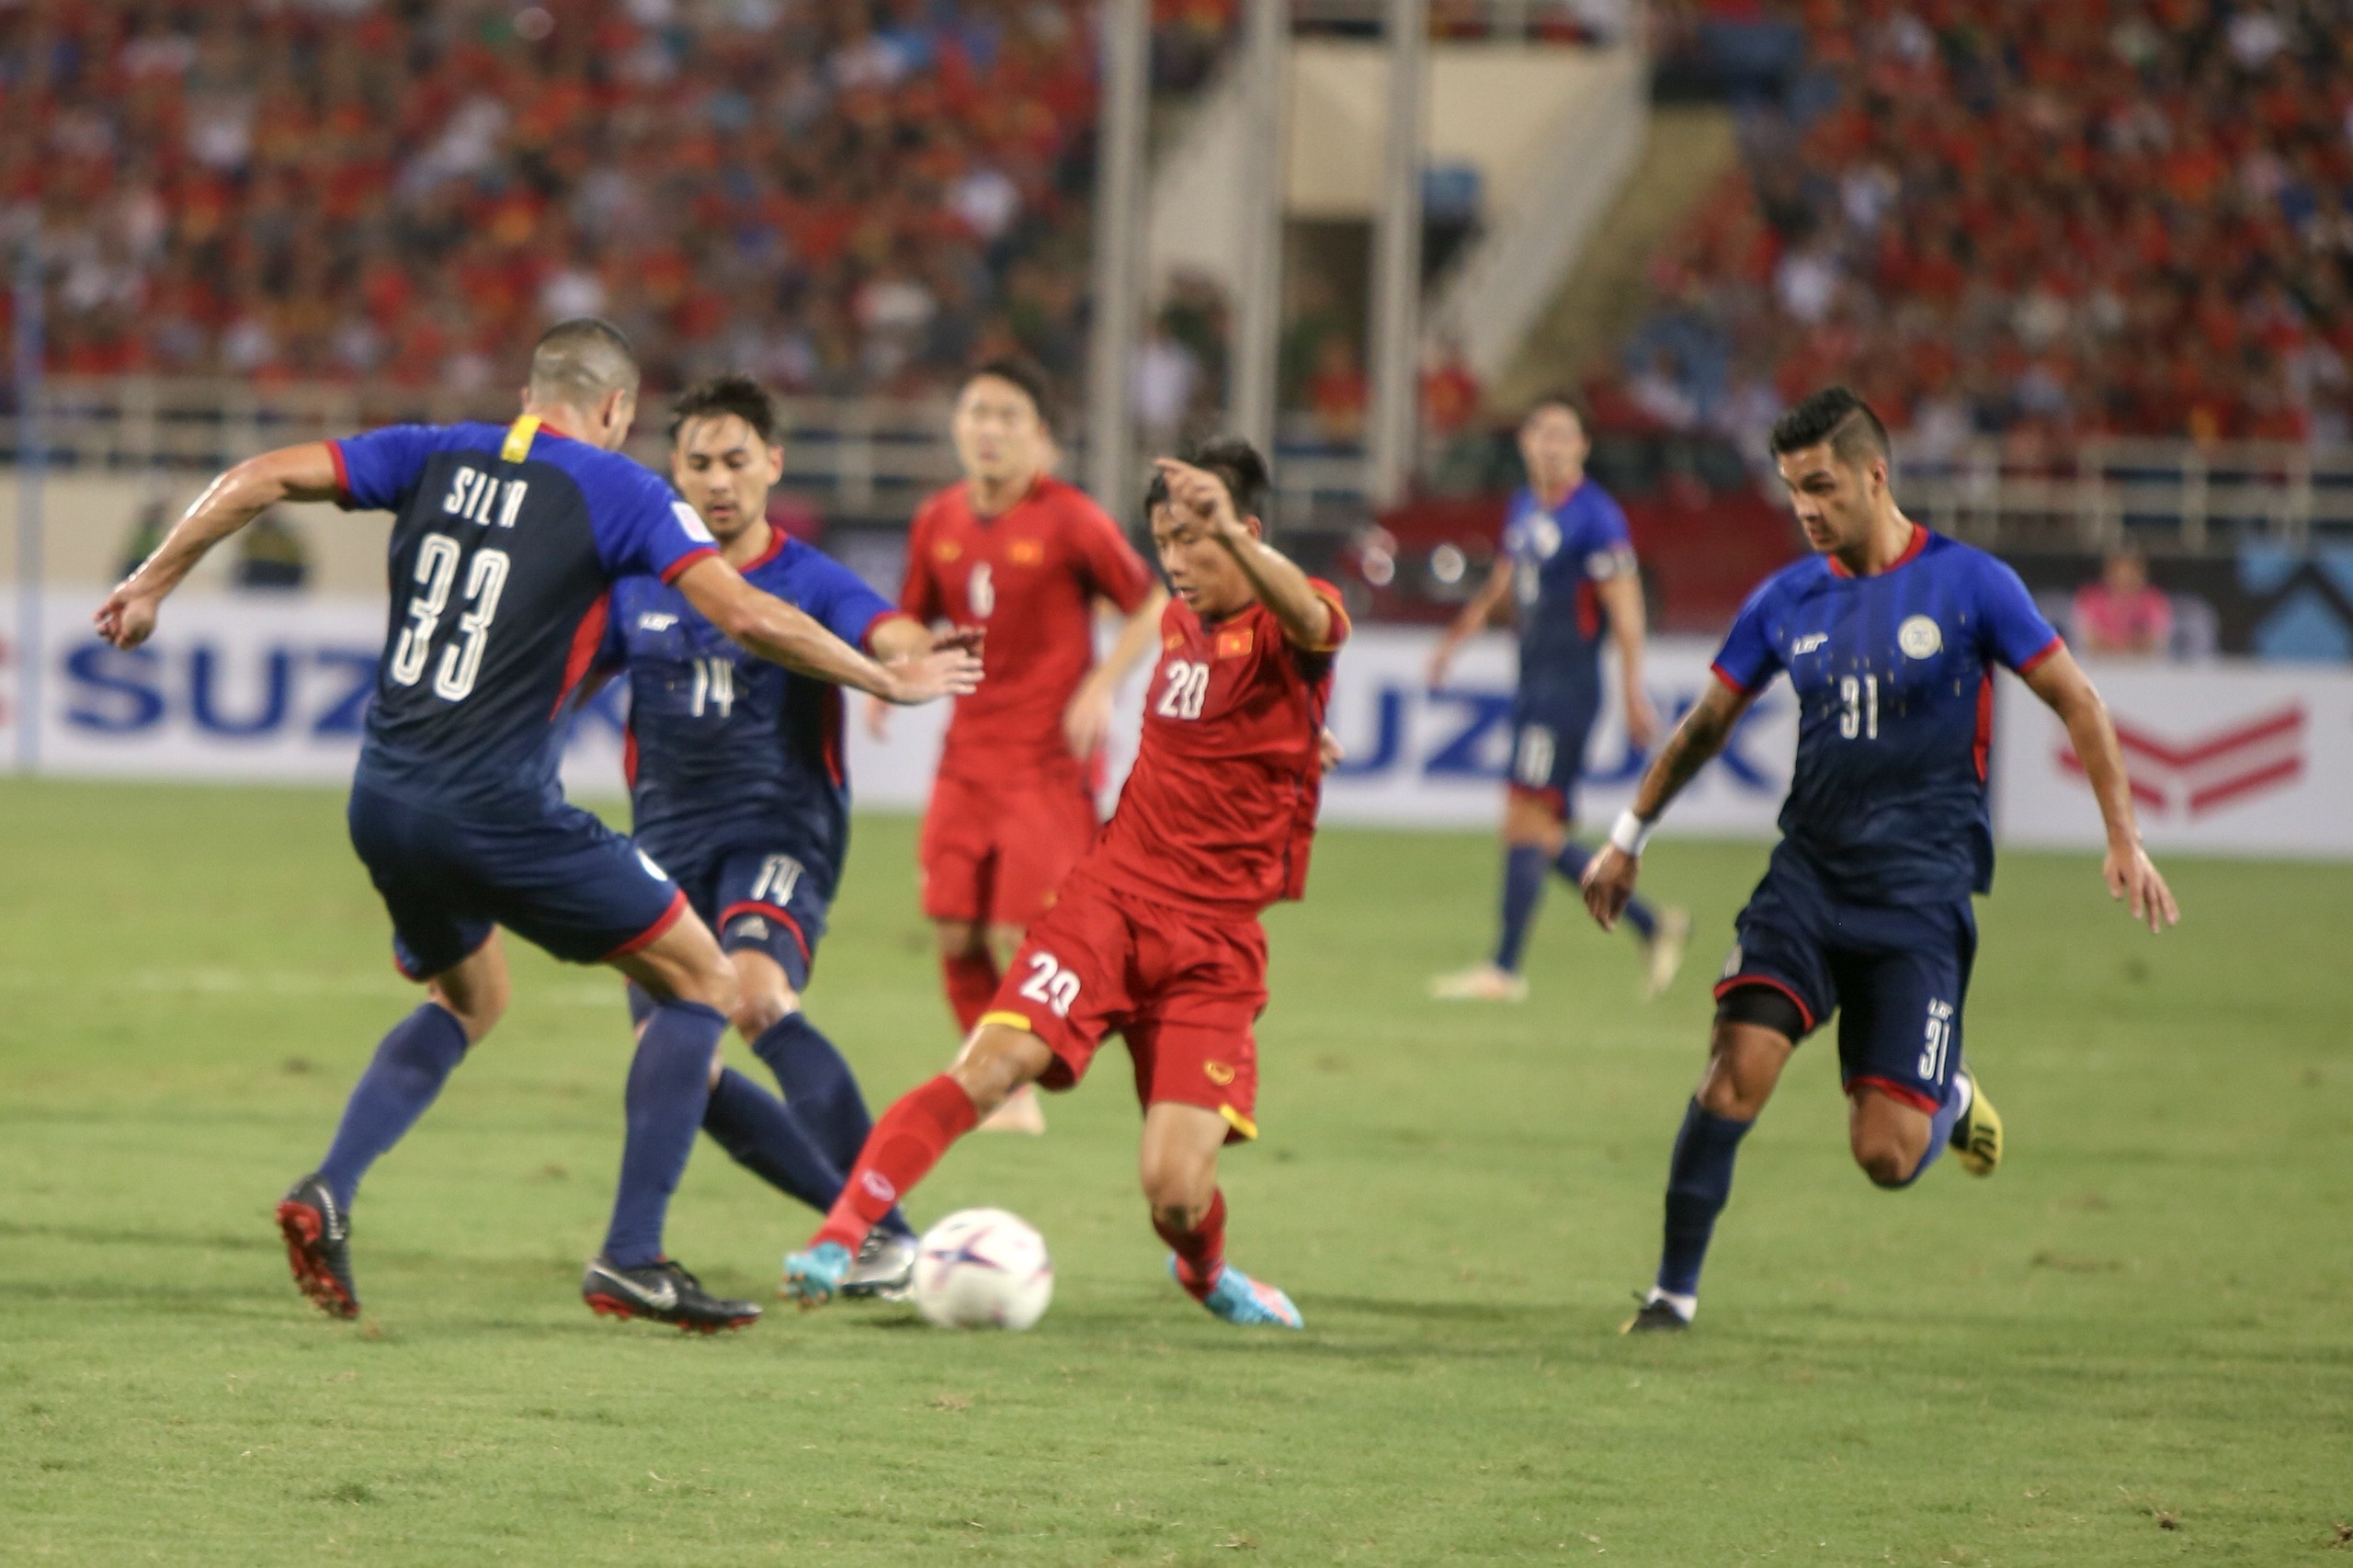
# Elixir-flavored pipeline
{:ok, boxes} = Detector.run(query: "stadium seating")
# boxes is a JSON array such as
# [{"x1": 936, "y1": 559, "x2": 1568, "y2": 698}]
[
  {"x1": 1608, "y1": 0, "x2": 2353, "y2": 448},
  {"x1": 0, "y1": 0, "x2": 1159, "y2": 398}
]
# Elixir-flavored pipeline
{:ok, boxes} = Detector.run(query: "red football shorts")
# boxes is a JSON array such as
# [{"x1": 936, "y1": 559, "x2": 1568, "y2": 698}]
[
  {"x1": 978, "y1": 872, "x2": 1267, "y2": 1142},
  {"x1": 919, "y1": 767, "x2": 1099, "y2": 928}
]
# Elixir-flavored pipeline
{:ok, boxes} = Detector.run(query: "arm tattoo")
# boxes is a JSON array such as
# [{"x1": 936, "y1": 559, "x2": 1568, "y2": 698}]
[{"x1": 1635, "y1": 698, "x2": 1734, "y2": 819}]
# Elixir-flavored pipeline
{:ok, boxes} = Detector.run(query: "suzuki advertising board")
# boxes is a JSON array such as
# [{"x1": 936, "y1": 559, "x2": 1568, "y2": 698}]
[{"x1": 7, "y1": 590, "x2": 2351, "y2": 859}]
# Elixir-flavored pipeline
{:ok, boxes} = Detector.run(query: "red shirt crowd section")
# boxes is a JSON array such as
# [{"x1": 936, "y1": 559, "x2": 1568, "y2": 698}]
[
  {"x1": 0, "y1": 0, "x2": 1140, "y2": 397},
  {"x1": 1602, "y1": 0, "x2": 2353, "y2": 449}
]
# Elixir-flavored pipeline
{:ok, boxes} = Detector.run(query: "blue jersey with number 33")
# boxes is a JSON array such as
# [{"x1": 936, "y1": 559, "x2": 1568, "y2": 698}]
[
  {"x1": 1711, "y1": 528, "x2": 2061, "y2": 903},
  {"x1": 331, "y1": 417, "x2": 718, "y2": 819}
]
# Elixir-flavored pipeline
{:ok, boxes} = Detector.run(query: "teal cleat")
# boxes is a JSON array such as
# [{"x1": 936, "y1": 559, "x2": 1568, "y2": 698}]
[
  {"x1": 781, "y1": 1241, "x2": 853, "y2": 1310},
  {"x1": 1174, "y1": 1257, "x2": 1303, "y2": 1329}
]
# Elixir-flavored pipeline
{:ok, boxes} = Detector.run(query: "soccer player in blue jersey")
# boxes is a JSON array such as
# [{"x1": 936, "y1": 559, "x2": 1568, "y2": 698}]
[
  {"x1": 599, "y1": 373, "x2": 940, "y2": 1298},
  {"x1": 1429, "y1": 393, "x2": 1688, "y2": 1004},
  {"x1": 1580, "y1": 387, "x2": 2178, "y2": 1332},
  {"x1": 94, "y1": 321, "x2": 980, "y2": 1331}
]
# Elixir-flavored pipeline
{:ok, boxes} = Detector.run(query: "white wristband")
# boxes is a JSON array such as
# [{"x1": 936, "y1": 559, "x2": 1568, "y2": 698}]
[{"x1": 1608, "y1": 809, "x2": 1655, "y2": 858}]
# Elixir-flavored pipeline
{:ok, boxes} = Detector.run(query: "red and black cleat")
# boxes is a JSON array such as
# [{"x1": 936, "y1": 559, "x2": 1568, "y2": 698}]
[
  {"x1": 277, "y1": 1174, "x2": 359, "y2": 1320},
  {"x1": 582, "y1": 1256, "x2": 761, "y2": 1335}
]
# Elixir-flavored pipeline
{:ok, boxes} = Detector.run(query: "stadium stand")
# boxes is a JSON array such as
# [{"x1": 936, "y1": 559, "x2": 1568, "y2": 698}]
[{"x1": 1607, "y1": 0, "x2": 2353, "y2": 449}]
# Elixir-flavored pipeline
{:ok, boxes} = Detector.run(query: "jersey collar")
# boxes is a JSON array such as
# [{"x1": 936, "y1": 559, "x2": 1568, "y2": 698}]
[
  {"x1": 1826, "y1": 520, "x2": 1928, "y2": 579},
  {"x1": 737, "y1": 523, "x2": 788, "y2": 574}
]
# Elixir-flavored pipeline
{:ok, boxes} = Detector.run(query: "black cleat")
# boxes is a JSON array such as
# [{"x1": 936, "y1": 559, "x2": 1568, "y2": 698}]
[
  {"x1": 277, "y1": 1173, "x2": 358, "y2": 1319},
  {"x1": 583, "y1": 1256, "x2": 762, "y2": 1334},
  {"x1": 839, "y1": 1228, "x2": 919, "y2": 1301},
  {"x1": 1620, "y1": 1295, "x2": 1691, "y2": 1335}
]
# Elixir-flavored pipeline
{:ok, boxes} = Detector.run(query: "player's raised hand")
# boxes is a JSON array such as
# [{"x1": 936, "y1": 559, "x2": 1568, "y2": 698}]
[
  {"x1": 2103, "y1": 841, "x2": 2179, "y2": 934},
  {"x1": 94, "y1": 582, "x2": 163, "y2": 650},
  {"x1": 1580, "y1": 843, "x2": 1641, "y2": 932},
  {"x1": 1153, "y1": 458, "x2": 1244, "y2": 539}
]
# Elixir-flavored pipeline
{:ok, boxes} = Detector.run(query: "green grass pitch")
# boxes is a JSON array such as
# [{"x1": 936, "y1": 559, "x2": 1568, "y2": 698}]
[{"x1": 1, "y1": 778, "x2": 2347, "y2": 1564}]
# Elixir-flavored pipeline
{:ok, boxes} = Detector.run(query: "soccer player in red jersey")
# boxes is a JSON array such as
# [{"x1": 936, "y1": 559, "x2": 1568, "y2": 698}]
[
  {"x1": 785, "y1": 439, "x2": 1344, "y2": 1327},
  {"x1": 882, "y1": 358, "x2": 1167, "y2": 1133}
]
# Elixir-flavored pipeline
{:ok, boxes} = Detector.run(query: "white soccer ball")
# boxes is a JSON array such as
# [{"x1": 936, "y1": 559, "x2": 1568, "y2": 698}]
[{"x1": 912, "y1": 1208, "x2": 1054, "y2": 1331}]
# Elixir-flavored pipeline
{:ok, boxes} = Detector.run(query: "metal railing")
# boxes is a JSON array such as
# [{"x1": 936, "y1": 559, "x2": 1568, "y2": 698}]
[{"x1": 7, "y1": 377, "x2": 2352, "y2": 553}]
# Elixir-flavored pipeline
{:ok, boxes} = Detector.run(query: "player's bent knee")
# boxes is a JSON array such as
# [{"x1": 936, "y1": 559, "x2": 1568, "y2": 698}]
[
  {"x1": 949, "y1": 1024, "x2": 1050, "y2": 1114},
  {"x1": 935, "y1": 919, "x2": 986, "y2": 961}
]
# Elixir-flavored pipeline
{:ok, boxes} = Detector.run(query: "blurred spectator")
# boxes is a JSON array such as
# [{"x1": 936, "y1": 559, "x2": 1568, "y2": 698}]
[
  {"x1": 1610, "y1": 1, "x2": 2353, "y2": 446},
  {"x1": 2073, "y1": 548, "x2": 2173, "y2": 659},
  {"x1": 234, "y1": 508, "x2": 311, "y2": 592},
  {"x1": 1305, "y1": 335, "x2": 1369, "y2": 442},
  {"x1": 1420, "y1": 338, "x2": 1483, "y2": 437},
  {"x1": 0, "y1": 0, "x2": 1118, "y2": 400}
]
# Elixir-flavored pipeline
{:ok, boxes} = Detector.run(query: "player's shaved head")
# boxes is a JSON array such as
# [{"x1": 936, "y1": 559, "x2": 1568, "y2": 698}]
[
  {"x1": 529, "y1": 318, "x2": 642, "y2": 408},
  {"x1": 1770, "y1": 385, "x2": 1890, "y2": 471}
]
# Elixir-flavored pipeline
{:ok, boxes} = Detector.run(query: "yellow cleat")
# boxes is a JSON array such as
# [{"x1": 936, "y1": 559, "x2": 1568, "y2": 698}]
[{"x1": 1951, "y1": 1068, "x2": 2002, "y2": 1176}]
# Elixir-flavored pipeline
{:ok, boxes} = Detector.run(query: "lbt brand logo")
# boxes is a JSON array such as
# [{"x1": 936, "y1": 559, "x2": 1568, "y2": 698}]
[
  {"x1": 1326, "y1": 681, "x2": 1783, "y2": 790},
  {"x1": 2059, "y1": 704, "x2": 2306, "y2": 818}
]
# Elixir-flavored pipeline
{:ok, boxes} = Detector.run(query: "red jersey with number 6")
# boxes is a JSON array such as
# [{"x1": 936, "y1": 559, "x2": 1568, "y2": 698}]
[
  {"x1": 901, "y1": 476, "x2": 1154, "y2": 782},
  {"x1": 1083, "y1": 582, "x2": 1350, "y2": 920}
]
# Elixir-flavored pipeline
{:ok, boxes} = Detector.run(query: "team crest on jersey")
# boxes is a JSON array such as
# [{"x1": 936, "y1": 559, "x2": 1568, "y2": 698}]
[
  {"x1": 1202, "y1": 1061, "x2": 1237, "y2": 1086},
  {"x1": 1214, "y1": 627, "x2": 1255, "y2": 659},
  {"x1": 933, "y1": 540, "x2": 963, "y2": 562},
  {"x1": 1163, "y1": 632, "x2": 1185, "y2": 651},
  {"x1": 1898, "y1": 614, "x2": 1943, "y2": 659},
  {"x1": 1007, "y1": 539, "x2": 1045, "y2": 565}
]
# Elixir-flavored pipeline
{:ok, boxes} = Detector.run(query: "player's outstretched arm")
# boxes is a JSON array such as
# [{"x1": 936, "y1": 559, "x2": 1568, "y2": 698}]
[
  {"x1": 95, "y1": 442, "x2": 342, "y2": 649},
  {"x1": 1154, "y1": 458, "x2": 1334, "y2": 650},
  {"x1": 1427, "y1": 560, "x2": 1512, "y2": 687},
  {"x1": 1595, "y1": 570, "x2": 1662, "y2": 751},
  {"x1": 1581, "y1": 676, "x2": 1756, "y2": 931},
  {"x1": 1065, "y1": 585, "x2": 1172, "y2": 758},
  {"x1": 675, "y1": 557, "x2": 982, "y2": 705},
  {"x1": 2021, "y1": 645, "x2": 2179, "y2": 933}
]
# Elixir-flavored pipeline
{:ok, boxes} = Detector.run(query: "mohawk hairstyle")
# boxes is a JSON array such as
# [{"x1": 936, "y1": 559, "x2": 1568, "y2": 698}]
[
  {"x1": 1142, "y1": 437, "x2": 1272, "y2": 530},
  {"x1": 963, "y1": 357, "x2": 1058, "y2": 434},
  {"x1": 668, "y1": 373, "x2": 781, "y2": 447},
  {"x1": 528, "y1": 318, "x2": 640, "y2": 406},
  {"x1": 1768, "y1": 385, "x2": 1891, "y2": 468}
]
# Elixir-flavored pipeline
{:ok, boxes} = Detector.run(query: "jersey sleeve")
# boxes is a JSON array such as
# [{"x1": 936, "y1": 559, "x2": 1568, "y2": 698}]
[
  {"x1": 1579, "y1": 493, "x2": 1638, "y2": 580},
  {"x1": 1300, "y1": 577, "x2": 1351, "y2": 653},
  {"x1": 899, "y1": 504, "x2": 945, "y2": 622},
  {"x1": 591, "y1": 467, "x2": 720, "y2": 585},
  {"x1": 795, "y1": 549, "x2": 903, "y2": 650},
  {"x1": 328, "y1": 425, "x2": 442, "y2": 512},
  {"x1": 1977, "y1": 554, "x2": 2064, "y2": 673},
  {"x1": 1069, "y1": 496, "x2": 1154, "y2": 614},
  {"x1": 1711, "y1": 580, "x2": 1782, "y2": 695}
]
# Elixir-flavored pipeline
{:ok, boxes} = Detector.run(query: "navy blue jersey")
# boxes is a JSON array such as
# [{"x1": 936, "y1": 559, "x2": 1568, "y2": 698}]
[
  {"x1": 1501, "y1": 478, "x2": 1636, "y2": 696},
  {"x1": 334, "y1": 417, "x2": 718, "y2": 819},
  {"x1": 602, "y1": 532, "x2": 904, "y2": 889},
  {"x1": 1711, "y1": 528, "x2": 2062, "y2": 903}
]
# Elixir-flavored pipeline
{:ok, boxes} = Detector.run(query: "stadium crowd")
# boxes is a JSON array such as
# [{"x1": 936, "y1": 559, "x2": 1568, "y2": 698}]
[
  {"x1": 1609, "y1": 0, "x2": 2353, "y2": 449},
  {"x1": 0, "y1": 0, "x2": 1164, "y2": 399}
]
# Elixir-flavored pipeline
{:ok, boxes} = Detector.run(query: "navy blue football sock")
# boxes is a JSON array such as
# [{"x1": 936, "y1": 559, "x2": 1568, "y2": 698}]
[
  {"x1": 1893, "y1": 1073, "x2": 1968, "y2": 1187},
  {"x1": 1657, "y1": 1098, "x2": 1753, "y2": 1299},
  {"x1": 603, "y1": 1001, "x2": 727, "y2": 1269},
  {"x1": 318, "y1": 1003, "x2": 470, "y2": 1210},
  {"x1": 749, "y1": 1013, "x2": 910, "y2": 1236},
  {"x1": 701, "y1": 1067, "x2": 847, "y2": 1217},
  {"x1": 1492, "y1": 844, "x2": 1552, "y2": 973},
  {"x1": 1553, "y1": 840, "x2": 1657, "y2": 940}
]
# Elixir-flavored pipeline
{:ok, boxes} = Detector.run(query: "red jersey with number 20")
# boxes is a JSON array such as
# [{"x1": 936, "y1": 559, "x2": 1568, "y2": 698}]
[
  {"x1": 902, "y1": 475, "x2": 1154, "y2": 780},
  {"x1": 1084, "y1": 582, "x2": 1350, "y2": 920}
]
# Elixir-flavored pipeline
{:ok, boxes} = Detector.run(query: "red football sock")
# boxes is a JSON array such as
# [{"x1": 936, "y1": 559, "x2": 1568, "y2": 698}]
[
  {"x1": 1154, "y1": 1189, "x2": 1228, "y2": 1301},
  {"x1": 813, "y1": 1074, "x2": 979, "y2": 1254},
  {"x1": 940, "y1": 951, "x2": 1001, "y2": 1034}
]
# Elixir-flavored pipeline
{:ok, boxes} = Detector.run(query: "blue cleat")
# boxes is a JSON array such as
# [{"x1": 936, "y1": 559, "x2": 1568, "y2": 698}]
[
  {"x1": 781, "y1": 1241, "x2": 852, "y2": 1310},
  {"x1": 1173, "y1": 1257, "x2": 1303, "y2": 1329}
]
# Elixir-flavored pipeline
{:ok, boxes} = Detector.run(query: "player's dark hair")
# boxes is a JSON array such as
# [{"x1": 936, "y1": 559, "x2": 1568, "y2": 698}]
[
  {"x1": 1769, "y1": 385, "x2": 1891, "y2": 468},
  {"x1": 1522, "y1": 389, "x2": 1591, "y2": 432},
  {"x1": 668, "y1": 373, "x2": 781, "y2": 448},
  {"x1": 1142, "y1": 436, "x2": 1272, "y2": 527},
  {"x1": 962, "y1": 357, "x2": 1057, "y2": 433},
  {"x1": 529, "y1": 317, "x2": 641, "y2": 404}
]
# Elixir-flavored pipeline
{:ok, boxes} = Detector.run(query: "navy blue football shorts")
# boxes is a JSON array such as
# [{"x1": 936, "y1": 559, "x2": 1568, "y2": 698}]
[
  {"x1": 1506, "y1": 680, "x2": 1600, "y2": 820},
  {"x1": 1712, "y1": 854, "x2": 1975, "y2": 1116},
  {"x1": 667, "y1": 846, "x2": 834, "y2": 993},
  {"x1": 347, "y1": 784, "x2": 687, "y2": 981}
]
